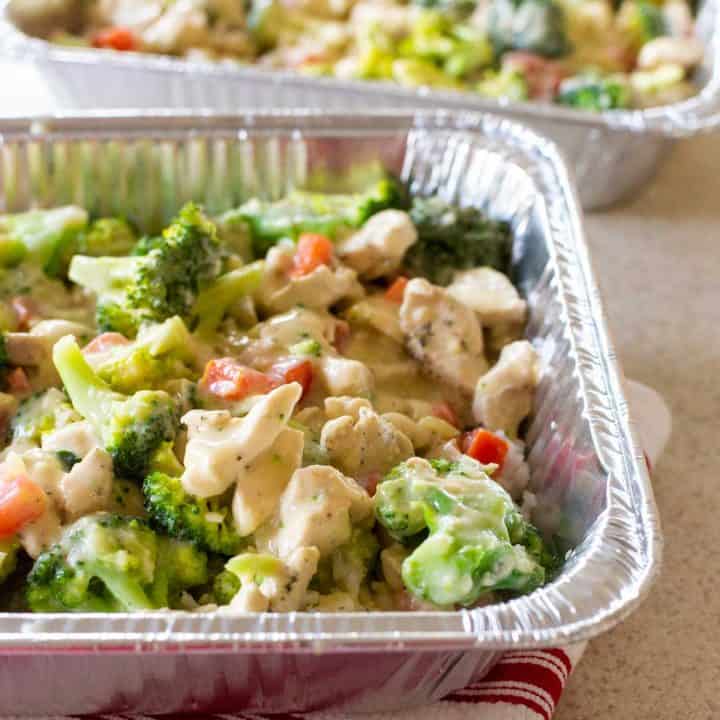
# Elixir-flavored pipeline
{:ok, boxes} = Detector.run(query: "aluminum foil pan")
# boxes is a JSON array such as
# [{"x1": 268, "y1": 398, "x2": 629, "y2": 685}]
[
  {"x1": 0, "y1": 111, "x2": 661, "y2": 715},
  {"x1": 2, "y1": 0, "x2": 720, "y2": 209}
]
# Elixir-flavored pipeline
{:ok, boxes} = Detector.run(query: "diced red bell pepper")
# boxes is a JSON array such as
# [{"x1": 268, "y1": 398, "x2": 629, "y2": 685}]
[
  {"x1": 92, "y1": 27, "x2": 137, "y2": 52},
  {"x1": 462, "y1": 428, "x2": 509, "y2": 471},
  {"x1": 200, "y1": 358, "x2": 275, "y2": 401},
  {"x1": 290, "y1": 233, "x2": 334, "y2": 278},
  {"x1": 0, "y1": 461, "x2": 46, "y2": 539},
  {"x1": 83, "y1": 332, "x2": 131, "y2": 354},
  {"x1": 269, "y1": 358, "x2": 314, "y2": 399},
  {"x1": 385, "y1": 276, "x2": 409, "y2": 303}
]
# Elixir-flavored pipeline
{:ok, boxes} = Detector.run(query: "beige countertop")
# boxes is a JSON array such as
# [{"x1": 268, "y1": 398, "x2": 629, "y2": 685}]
[{"x1": 555, "y1": 133, "x2": 720, "y2": 720}]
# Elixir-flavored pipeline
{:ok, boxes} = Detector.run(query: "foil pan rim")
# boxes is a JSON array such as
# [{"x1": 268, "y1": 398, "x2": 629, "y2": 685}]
[
  {"x1": 0, "y1": 110, "x2": 662, "y2": 651},
  {"x1": 1, "y1": 0, "x2": 720, "y2": 137}
]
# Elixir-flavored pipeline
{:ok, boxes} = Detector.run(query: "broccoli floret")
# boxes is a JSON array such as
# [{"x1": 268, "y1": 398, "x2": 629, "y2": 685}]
[
  {"x1": 374, "y1": 456, "x2": 553, "y2": 606},
  {"x1": 86, "y1": 316, "x2": 200, "y2": 394},
  {"x1": 557, "y1": 74, "x2": 631, "y2": 110},
  {"x1": 151, "y1": 534, "x2": 209, "y2": 608},
  {"x1": 488, "y1": 0, "x2": 570, "y2": 58},
  {"x1": 331, "y1": 528, "x2": 380, "y2": 598},
  {"x1": 68, "y1": 204, "x2": 224, "y2": 337},
  {"x1": 211, "y1": 568, "x2": 241, "y2": 605},
  {"x1": 403, "y1": 197, "x2": 512, "y2": 285},
  {"x1": 401, "y1": 11, "x2": 493, "y2": 80},
  {"x1": 0, "y1": 206, "x2": 88, "y2": 277},
  {"x1": 10, "y1": 388, "x2": 80, "y2": 447},
  {"x1": 235, "y1": 179, "x2": 405, "y2": 256},
  {"x1": 214, "y1": 210, "x2": 254, "y2": 263},
  {"x1": 0, "y1": 538, "x2": 19, "y2": 584},
  {"x1": 53, "y1": 335, "x2": 178, "y2": 480},
  {"x1": 26, "y1": 513, "x2": 208, "y2": 612},
  {"x1": 76, "y1": 218, "x2": 137, "y2": 257},
  {"x1": 477, "y1": 67, "x2": 529, "y2": 100},
  {"x1": 143, "y1": 472, "x2": 243, "y2": 556}
]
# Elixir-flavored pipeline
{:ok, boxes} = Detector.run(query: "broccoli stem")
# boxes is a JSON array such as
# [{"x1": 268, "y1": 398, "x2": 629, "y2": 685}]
[
  {"x1": 52, "y1": 335, "x2": 119, "y2": 433},
  {"x1": 192, "y1": 261, "x2": 265, "y2": 336},
  {"x1": 92, "y1": 566, "x2": 155, "y2": 611}
]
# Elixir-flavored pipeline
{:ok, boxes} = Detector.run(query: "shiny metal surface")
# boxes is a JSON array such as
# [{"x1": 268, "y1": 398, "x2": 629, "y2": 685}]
[
  {"x1": 1, "y1": 0, "x2": 720, "y2": 209},
  {"x1": 0, "y1": 112, "x2": 661, "y2": 713}
]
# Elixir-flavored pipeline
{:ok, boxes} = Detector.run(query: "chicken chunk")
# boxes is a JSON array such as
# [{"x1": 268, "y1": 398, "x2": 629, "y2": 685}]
[
  {"x1": 60, "y1": 447, "x2": 114, "y2": 521},
  {"x1": 446, "y1": 267, "x2": 527, "y2": 327},
  {"x1": 232, "y1": 427, "x2": 304, "y2": 536},
  {"x1": 226, "y1": 546, "x2": 320, "y2": 613},
  {"x1": 93, "y1": 0, "x2": 164, "y2": 30},
  {"x1": 315, "y1": 356, "x2": 374, "y2": 398},
  {"x1": 258, "y1": 243, "x2": 364, "y2": 315},
  {"x1": 258, "y1": 465, "x2": 373, "y2": 558},
  {"x1": 181, "y1": 382, "x2": 303, "y2": 498},
  {"x1": 399, "y1": 278, "x2": 488, "y2": 394},
  {"x1": 472, "y1": 340, "x2": 540, "y2": 438},
  {"x1": 345, "y1": 294, "x2": 404, "y2": 343},
  {"x1": 336, "y1": 210, "x2": 417, "y2": 279},
  {"x1": 320, "y1": 407, "x2": 414, "y2": 476},
  {"x1": 14, "y1": 451, "x2": 64, "y2": 558},
  {"x1": 227, "y1": 583, "x2": 270, "y2": 613},
  {"x1": 141, "y1": 0, "x2": 210, "y2": 52},
  {"x1": 257, "y1": 307, "x2": 342, "y2": 352},
  {"x1": 41, "y1": 420, "x2": 100, "y2": 459}
]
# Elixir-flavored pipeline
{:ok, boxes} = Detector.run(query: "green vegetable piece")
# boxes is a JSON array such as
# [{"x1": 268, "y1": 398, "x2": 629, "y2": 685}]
[
  {"x1": 488, "y1": 0, "x2": 570, "y2": 58},
  {"x1": 226, "y1": 552, "x2": 286, "y2": 582},
  {"x1": 10, "y1": 388, "x2": 80, "y2": 447},
  {"x1": 211, "y1": 568, "x2": 241, "y2": 605},
  {"x1": 53, "y1": 335, "x2": 178, "y2": 480},
  {"x1": 26, "y1": 513, "x2": 207, "y2": 612},
  {"x1": 374, "y1": 456, "x2": 554, "y2": 606},
  {"x1": 76, "y1": 218, "x2": 137, "y2": 257},
  {"x1": 392, "y1": 58, "x2": 463, "y2": 89},
  {"x1": 88, "y1": 316, "x2": 199, "y2": 394},
  {"x1": 214, "y1": 209, "x2": 254, "y2": 262},
  {"x1": 191, "y1": 261, "x2": 264, "y2": 337},
  {"x1": 289, "y1": 338, "x2": 323, "y2": 357},
  {"x1": 617, "y1": 0, "x2": 666, "y2": 49},
  {"x1": 236, "y1": 179, "x2": 405, "y2": 255},
  {"x1": 0, "y1": 538, "x2": 19, "y2": 585},
  {"x1": 477, "y1": 68, "x2": 529, "y2": 100},
  {"x1": 403, "y1": 196, "x2": 512, "y2": 285},
  {"x1": 0, "y1": 237, "x2": 27, "y2": 267},
  {"x1": 556, "y1": 74, "x2": 631, "y2": 111},
  {"x1": 0, "y1": 206, "x2": 88, "y2": 277},
  {"x1": 143, "y1": 472, "x2": 244, "y2": 556},
  {"x1": 331, "y1": 527, "x2": 380, "y2": 598},
  {"x1": 68, "y1": 203, "x2": 223, "y2": 337},
  {"x1": 55, "y1": 450, "x2": 81, "y2": 471}
]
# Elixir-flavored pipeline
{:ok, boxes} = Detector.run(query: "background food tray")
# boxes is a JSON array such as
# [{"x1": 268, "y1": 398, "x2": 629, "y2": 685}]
[
  {"x1": 2, "y1": 0, "x2": 720, "y2": 209},
  {"x1": 0, "y1": 111, "x2": 660, "y2": 715}
]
